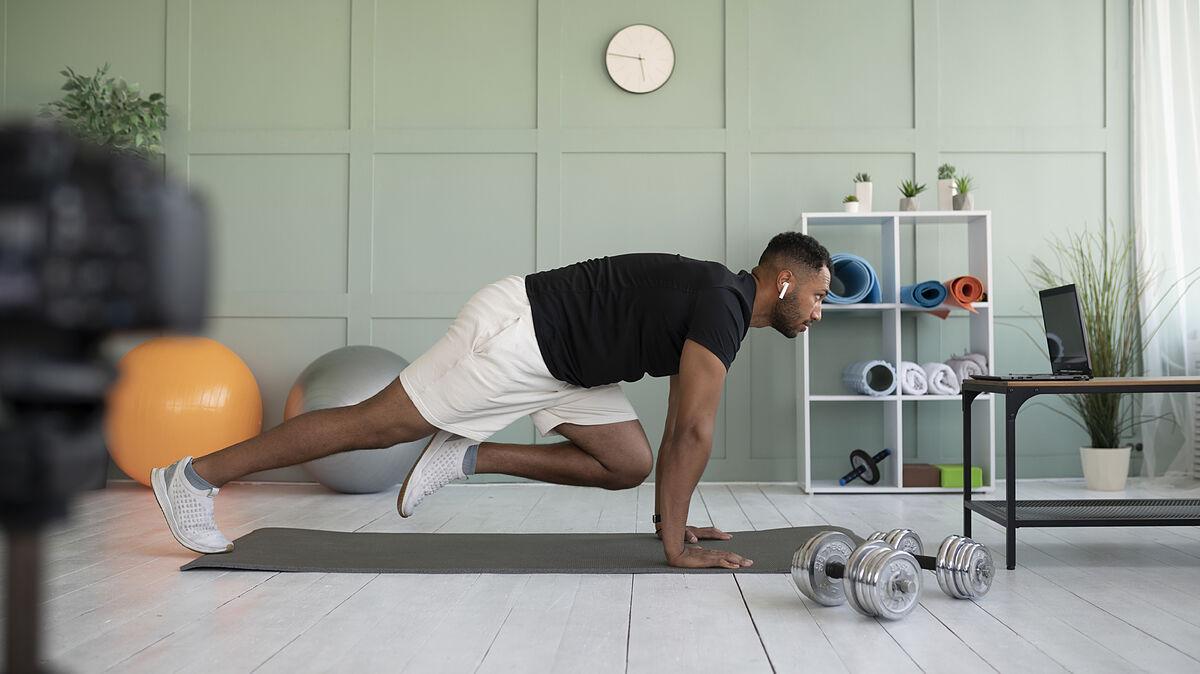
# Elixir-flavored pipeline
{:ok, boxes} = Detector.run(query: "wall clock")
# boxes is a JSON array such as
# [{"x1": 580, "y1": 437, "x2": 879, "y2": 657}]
[{"x1": 605, "y1": 24, "x2": 674, "y2": 94}]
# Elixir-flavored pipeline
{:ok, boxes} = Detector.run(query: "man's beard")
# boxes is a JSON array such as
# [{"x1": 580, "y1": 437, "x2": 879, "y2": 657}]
[{"x1": 771, "y1": 299, "x2": 805, "y2": 338}]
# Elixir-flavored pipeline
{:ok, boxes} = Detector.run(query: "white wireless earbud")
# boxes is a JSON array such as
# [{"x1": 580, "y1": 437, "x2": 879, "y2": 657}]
[{"x1": 778, "y1": 282, "x2": 790, "y2": 300}]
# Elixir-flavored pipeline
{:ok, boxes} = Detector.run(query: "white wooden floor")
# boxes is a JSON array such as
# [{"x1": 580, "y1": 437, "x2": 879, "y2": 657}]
[{"x1": 8, "y1": 477, "x2": 1200, "y2": 673}]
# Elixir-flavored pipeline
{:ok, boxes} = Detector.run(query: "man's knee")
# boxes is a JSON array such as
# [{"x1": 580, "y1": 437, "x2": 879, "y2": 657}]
[
  {"x1": 604, "y1": 449, "x2": 653, "y2": 490},
  {"x1": 347, "y1": 403, "x2": 405, "y2": 448},
  {"x1": 353, "y1": 382, "x2": 437, "y2": 448}
]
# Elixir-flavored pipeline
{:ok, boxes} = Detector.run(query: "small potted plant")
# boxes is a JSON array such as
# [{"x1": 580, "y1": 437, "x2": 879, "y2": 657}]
[
  {"x1": 898, "y1": 179, "x2": 926, "y2": 211},
  {"x1": 842, "y1": 194, "x2": 859, "y2": 213},
  {"x1": 953, "y1": 175, "x2": 975, "y2": 210},
  {"x1": 937, "y1": 163, "x2": 957, "y2": 210},
  {"x1": 853, "y1": 172, "x2": 872, "y2": 212}
]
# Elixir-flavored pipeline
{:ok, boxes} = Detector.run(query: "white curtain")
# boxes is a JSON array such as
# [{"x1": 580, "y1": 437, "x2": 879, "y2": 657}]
[{"x1": 1133, "y1": 0, "x2": 1200, "y2": 477}]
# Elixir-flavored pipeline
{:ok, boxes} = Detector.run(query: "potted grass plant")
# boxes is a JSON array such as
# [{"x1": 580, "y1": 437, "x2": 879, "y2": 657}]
[
  {"x1": 39, "y1": 63, "x2": 167, "y2": 159},
  {"x1": 937, "y1": 163, "x2": 957, "y2": 210},
  {"x1": 898, "y1": 179, "x2": 925, "y2": 211},
  {"x1": 1026, "y1": 221, "x2": 1199, "y2": 490},
  {"x1": 843, "y1": 194, "x2": 860, "y2": 213},
  {"x1": 853, "y1": 173, "x2": 873, "y2": 212},
  {"x1": 952, "y1": 175, "x2": 975, "y2": 211}
]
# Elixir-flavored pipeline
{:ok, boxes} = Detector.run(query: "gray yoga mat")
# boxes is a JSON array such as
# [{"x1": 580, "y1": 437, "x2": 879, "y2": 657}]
[{"x1": 180, "y1": 525, "x2": 864, "y2": 574}]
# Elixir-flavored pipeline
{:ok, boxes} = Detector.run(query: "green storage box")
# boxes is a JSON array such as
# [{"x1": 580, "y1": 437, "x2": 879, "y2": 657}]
[{"x1": 935, "y1": 464, "x2": 983, "y2": 489}]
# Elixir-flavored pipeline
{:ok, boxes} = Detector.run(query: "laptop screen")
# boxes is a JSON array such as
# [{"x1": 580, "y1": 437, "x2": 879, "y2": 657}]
[{"x1": 1039, "y1": 285, "x2": 1091, "y2": 374}]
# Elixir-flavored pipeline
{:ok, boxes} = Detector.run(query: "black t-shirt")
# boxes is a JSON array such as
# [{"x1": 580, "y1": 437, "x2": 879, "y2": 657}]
[{"x1": 525, "y1": 253, "x2": 757, "y2": 388}]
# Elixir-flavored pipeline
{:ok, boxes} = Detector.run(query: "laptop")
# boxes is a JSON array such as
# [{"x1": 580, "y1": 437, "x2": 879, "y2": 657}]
[{"x1": 970, "y1": 283, "x2": 1093, "y2": 381}]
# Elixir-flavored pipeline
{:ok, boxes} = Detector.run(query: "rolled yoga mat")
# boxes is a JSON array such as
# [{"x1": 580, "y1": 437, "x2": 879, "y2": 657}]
[
  {"x1": 842, "y1": 360, "x2": 897, "y2": 396},
  {"x1": 179, "y1": 525, "x2": 864, "y2": 574},
  {"x1": 943, "y1": 275, "x2": 986, "y2": 313},
  {"x1": 900, "y1": 280, "x2": 948, "y2": 308},
  {"x1": 921, "y1": 362, "x2": 960, "y2": 395},
  {"x1": 825, "y1": 253, "x2": 882, "y2": 304},
  {"x1": 899, "y1": 361, "x2": 928, "y2": 395}
]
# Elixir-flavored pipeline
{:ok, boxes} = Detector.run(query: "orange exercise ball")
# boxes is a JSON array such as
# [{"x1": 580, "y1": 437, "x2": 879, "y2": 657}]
[{"x1": 105, "y1": 336, "x2": 263, "y2": 486}]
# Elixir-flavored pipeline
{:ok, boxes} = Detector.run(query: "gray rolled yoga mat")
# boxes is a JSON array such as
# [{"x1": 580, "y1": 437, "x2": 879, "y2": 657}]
[{"x1": 180, "y1": 525, "x2": 863, "y2": 574}]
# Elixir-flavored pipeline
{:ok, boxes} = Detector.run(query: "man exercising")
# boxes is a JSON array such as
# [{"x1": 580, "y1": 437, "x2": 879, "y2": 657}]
[{"x1": 151, "y1": 232, "x2": 831, "y2": 569}]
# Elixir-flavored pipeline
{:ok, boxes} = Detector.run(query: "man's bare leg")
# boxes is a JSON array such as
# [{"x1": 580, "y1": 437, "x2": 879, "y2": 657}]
[
  {"x1": 191, "y1": 377, "x2": 438, "y2": 487},
  {"x1": 473, "y1": 420, "x2": 653, "y2": 490}
]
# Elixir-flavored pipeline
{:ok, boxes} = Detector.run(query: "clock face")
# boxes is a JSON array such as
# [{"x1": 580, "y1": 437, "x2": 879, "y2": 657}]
[{"x1": 605, "y1": 24, "x2": 675, "y2": 94}]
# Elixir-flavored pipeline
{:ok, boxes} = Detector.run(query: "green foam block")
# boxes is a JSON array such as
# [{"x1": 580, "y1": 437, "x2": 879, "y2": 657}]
[{"x1": 935, "y1": 464, "x2": 983, "y2": 488}]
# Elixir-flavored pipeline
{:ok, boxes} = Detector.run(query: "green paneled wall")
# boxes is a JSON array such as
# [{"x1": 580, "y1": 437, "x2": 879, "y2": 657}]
[{"x1": 1, "y1": 0, "x2": 1129, "y2": 483}]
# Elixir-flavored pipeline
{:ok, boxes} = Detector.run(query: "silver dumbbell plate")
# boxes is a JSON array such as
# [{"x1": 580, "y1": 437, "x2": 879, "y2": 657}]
[
  {"x1": 845, "y1": 542, "x2": 890, "y2": 617},
  {"x1": 792, "y1": 531, "x2": 855, "y2": 606},
  {"x1": 868, "y1": 528, "x2": 924, "y2": 557},
  {"x1": 846, "y1": 543, "x2": 920, "y2": 620},
  {"x1": 936, "y1": 535, "x2": 995, "y2": 599}
]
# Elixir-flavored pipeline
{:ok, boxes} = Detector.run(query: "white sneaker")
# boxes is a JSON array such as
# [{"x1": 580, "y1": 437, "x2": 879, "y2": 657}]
[
  {"x1": 151, "y1": 456, "x2": 234, "y2": 554},
  {"x1": 397, "y1": 430, "x2": 473, "y2": 517}
]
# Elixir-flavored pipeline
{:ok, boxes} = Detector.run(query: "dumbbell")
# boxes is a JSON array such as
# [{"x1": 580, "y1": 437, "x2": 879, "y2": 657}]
[
  {"x1": 792, "y1": 530, "x2": 996, "y2": 620},
  {"x1": 866, "y1": 529, "x2": 995, "y2": 600},
  {"x1": 791, "y1": 531, "x2": 922, "y2": 621}
]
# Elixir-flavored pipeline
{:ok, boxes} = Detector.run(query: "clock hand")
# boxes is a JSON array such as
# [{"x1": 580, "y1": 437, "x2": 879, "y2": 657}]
[
  {"x1": 607, "y1": 52, "x2": 643, "y2": 60},
  {"x1": 639, "y1": 55, "x2": 645, "y2": 81}
]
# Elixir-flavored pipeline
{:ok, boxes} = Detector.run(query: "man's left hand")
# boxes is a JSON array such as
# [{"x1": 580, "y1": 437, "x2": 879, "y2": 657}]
[{"x1": 657, "y1": 525, "x2": 733, "y2": 544}]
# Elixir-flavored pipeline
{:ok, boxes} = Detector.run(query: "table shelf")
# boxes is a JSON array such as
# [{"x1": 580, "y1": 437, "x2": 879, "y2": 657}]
[{"x1": 968, "y1": 499, "x2": 1200, "y2": 528}]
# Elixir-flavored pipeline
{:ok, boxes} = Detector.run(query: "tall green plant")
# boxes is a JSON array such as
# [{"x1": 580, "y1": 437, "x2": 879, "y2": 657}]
[
  {"x1": 1025, "y1": 221, "x2": 1199, "y2": 447},
  {"x1": 39, "y1": 63, "x2": 167, "y2": 158}
]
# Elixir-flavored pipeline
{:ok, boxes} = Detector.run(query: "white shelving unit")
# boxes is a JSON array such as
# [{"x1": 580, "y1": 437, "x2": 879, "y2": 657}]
[{"x1": 797, "y1": 211, "x2": 996, "y2": 494}]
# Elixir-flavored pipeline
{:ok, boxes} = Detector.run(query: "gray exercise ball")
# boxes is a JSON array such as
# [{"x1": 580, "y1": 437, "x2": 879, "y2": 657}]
[{"x1": 283, "y1": 345, "x2": 430, "y2": 494}]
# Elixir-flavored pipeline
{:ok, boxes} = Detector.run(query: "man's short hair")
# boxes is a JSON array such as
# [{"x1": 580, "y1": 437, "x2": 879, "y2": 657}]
[{"x1": 758, "y1": 232, "x2": 832, "y2": 276}]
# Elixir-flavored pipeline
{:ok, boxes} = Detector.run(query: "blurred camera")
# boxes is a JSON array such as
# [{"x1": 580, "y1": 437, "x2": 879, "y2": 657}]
[
  {"x1": 0, "y1": 120, "x2": 207, "y2": 341},
  {"x1": 0, "y1": 119, "x2": 209, "y2": 673},
  {"x1": 0, "y1": 120, "x2": 209, "y2": 525}
]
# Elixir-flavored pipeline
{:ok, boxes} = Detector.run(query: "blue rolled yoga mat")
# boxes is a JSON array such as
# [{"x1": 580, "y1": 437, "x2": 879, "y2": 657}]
[
  {"x1": 900, "y1": 280, "x2": 948, "y2": 308},
  {"x1": 825, "y1": 253, "x2": 882, "y2": 304}
]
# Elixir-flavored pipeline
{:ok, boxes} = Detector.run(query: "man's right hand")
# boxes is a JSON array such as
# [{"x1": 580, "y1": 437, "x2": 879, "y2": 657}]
[{"x1": 666, "y1": 545, "x2": 754, "y2": 569}]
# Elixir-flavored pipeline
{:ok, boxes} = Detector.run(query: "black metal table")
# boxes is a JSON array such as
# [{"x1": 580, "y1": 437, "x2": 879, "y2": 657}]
[{"x1": 962, "y1": 376, "x2": 1200, "y2": 569}]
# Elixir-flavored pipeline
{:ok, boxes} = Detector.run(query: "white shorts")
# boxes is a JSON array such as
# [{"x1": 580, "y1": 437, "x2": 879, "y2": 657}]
[{"x1": 398, "y1": 275, "x2": 640, "y2": 442}]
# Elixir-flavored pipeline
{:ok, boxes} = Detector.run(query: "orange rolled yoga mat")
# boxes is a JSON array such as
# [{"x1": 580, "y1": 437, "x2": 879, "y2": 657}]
[{"x1": 943, "y1": 275, "x2": 986, "y2": 313}]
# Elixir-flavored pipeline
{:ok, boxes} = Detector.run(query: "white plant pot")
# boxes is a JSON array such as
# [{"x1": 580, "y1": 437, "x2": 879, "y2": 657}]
[
  {"x1": 843, "y1": 201, "x2": 860, "y2": 213},
  {"x1": 854, "y1": 182, "x2": 873, "y2": 213},
  {"x1": 1080, "y1": 446, "x2": 1131, "y2": 491},
  {"x1": 937, "y1": 179, "x2": 956, "y2": 210},
  {"x1": 899, "y1": 197, "x2": 919, "y2": 211},
  {"x1": 953, "y1": 192, "x2": 974, "y2": 211}
]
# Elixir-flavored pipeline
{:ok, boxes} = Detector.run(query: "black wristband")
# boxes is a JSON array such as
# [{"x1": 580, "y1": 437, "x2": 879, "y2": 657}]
[{"x1": 652, "y1": 513, "x2": 661, "y2": 524}]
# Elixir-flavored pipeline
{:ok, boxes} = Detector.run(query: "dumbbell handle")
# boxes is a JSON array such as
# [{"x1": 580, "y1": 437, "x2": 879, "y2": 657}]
[
  {"x1": 823, "y1": 558, "x2": 926, "y2": 594},
  {"x1": 823, "y1": 560, "x2": 848, "y2": 578}
]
